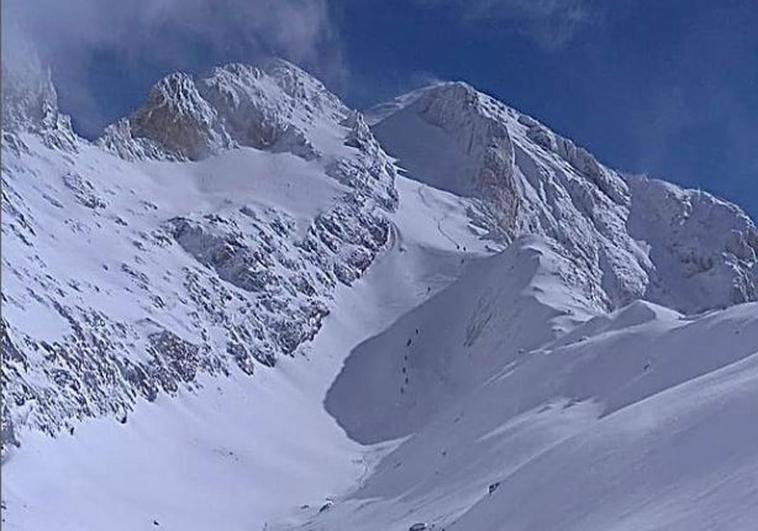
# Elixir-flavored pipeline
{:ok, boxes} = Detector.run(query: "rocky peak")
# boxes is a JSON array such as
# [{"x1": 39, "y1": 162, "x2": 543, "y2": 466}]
[
  {"x1": 370, "y1": 83, "x2": 758, "y2": 314},
  {"x1": 127, "y1": 72, "x2": 230, "y2": 160},
  {"x1": 369, "y1": 82, "x2": 523, "y2": 236},
  {"x1": 149, "y1": 72, "x2": 210, "y2": 116},
  {"x1": 1, "y1": 52, "x2": 77, "y2": 150},
  {"x1": 626, "y1": 176, "x2": 758, "y2": 311},
  {"x1": 99, "y1": 59, "x2": 349, "y2": 162}
]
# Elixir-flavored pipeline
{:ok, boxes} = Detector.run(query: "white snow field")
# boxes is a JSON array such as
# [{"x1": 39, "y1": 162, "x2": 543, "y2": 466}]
[
  {"x1": 2, "y1": 174, "x2": 489, "y2": 530},
  {"x1": 310, "y1": 240, "x2": 758, "y2": 531},
  {"x1": 2, "y1": 57, "x2": 758, "y2": 531}
]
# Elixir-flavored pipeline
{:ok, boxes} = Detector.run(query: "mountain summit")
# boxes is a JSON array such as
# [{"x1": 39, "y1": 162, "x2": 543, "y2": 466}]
[
  {"x1": 2, "y1": 58, "x2": 397, "y2": 450},
  {"x1": 100, "y1": 60, "x2": 349, "y2": 161},
  {"x1": 370, "y1": 81, "x2": 757, "y2": 313},
  {"x1": 2, "y1": 60, "x2": 757, "y2": 531}
]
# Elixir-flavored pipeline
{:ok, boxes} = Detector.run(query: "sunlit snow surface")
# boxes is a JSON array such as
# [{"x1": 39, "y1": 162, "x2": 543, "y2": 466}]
[
  {"x1": 1, "y1": 175, "x2": 492, "y2": 530},
  {"x1": 5, "y1": 175, "x2": 757, "y2": 530},
  {"x1": 3, "y1": 61, "x2": 758, "y2": 531}
]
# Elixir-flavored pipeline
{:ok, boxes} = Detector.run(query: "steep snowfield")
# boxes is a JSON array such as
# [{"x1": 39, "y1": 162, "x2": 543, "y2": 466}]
[
  {"x1": 2, "y1": 57, "x2": 758, "y2": 531},
  {"x1": 291, "y1": 238, "x2": 758, "y2": 530},
  {"x1": 1, "y1": 175, "x2": 492, "y2": 530},
  {"x1": 326, "y1": 237, "x2": 596, "y2": 445}
]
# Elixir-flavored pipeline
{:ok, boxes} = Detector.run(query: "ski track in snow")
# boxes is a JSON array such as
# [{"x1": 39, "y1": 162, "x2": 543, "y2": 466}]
[{"x1": 417, "y1": 184, "x2": 461, "y2": 251}]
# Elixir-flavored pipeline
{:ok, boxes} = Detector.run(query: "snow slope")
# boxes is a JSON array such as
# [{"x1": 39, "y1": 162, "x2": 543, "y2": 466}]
[
  {"x1": 1, "y1": 58, "x2": 399, "y2": 448},
  {"x1": 450, "y1": 342, "x2": 758, "y2": 531},
  {"x1": 1, "y1": 174, "x2": 492, "y2": 530},
  {"x1": 370, "y1": 82, "x2": 758, "y2": 314},
  {"x1": 326, "y1": 237, "x2": 596, "y2": 445},
  {"x1": 2, "y1": 56, "x2": 758, "y2": 531},
  {"x1": 291, "y1": 237, "x2": 758, "y2": 531}
]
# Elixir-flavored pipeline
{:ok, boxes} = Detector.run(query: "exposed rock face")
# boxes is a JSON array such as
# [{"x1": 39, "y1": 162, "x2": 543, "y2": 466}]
[
  {"x1": 370, "y1": 82, "x2": 757, "y2": 313},
  {"x1": 129, "y1": 72, "x2": 230, "y2": 160},
  {"x1": 371, "y1": 82, "x2": 523, "y2": 236},
  {"x1": 1, "y1": 58, "x2": 756, "y2": 458},
  {"x1": 100, "y1": 60, "x2": 349, "y2": 162},
  {"x1": 1, "y1": 59, "x2": 397, "y2": 452}
]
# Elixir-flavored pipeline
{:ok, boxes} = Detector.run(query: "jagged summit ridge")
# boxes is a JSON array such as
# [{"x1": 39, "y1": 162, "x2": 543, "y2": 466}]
[
  {"x1": 1, "y1": 58, "x2": 398, "y2": 452},
  {"x1": 100, "y1": 59, "x2": 349, "y2": 161},
  {"x1": 370, "y1": 80, "x2": 758, "y2": 314},
  {"x1": 3, "y1": 54, "x2": 758, "y2": 531}
]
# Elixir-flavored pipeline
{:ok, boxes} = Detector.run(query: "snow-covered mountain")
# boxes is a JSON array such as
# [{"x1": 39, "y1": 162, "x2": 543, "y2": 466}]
[
  {"x1": 369, "y1": 82, "x2": 757, "y2": 314},
  {"x1": 1, "y1": 58, "x2": 398, "y2": 449},
  {"x1": 314, "y1": 238, "x2": 758, "y2": 531},
  {"x1": 2, "y1": 58, "x2": 757, "y2": 531}
]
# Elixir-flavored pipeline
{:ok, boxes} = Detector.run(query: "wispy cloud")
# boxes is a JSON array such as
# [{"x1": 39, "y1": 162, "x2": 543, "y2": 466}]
[
  {"x1": 2, "y1": 0, "x2": 343, "y2": 135},
  {"x1": 417, "y1": 0, "x2": 601, "y2": 50}
]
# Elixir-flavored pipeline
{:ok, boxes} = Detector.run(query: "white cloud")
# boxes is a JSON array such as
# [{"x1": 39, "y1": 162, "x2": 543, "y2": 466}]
[
  {"x1": 417, "y1": 0, "x2": 599, "y2": 50},
  {"x1": 2, "y1": 0, "x2": 342, "y2": 135}
]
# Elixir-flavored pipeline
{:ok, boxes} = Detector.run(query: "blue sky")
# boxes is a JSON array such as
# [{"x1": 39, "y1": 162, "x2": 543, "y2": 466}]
[
  {"x1": 5, "y1": 0, "x2": 757, "y2": 216},
  {"x1": 336, "y1": 0, "x2": 758, "y2": 216}
]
